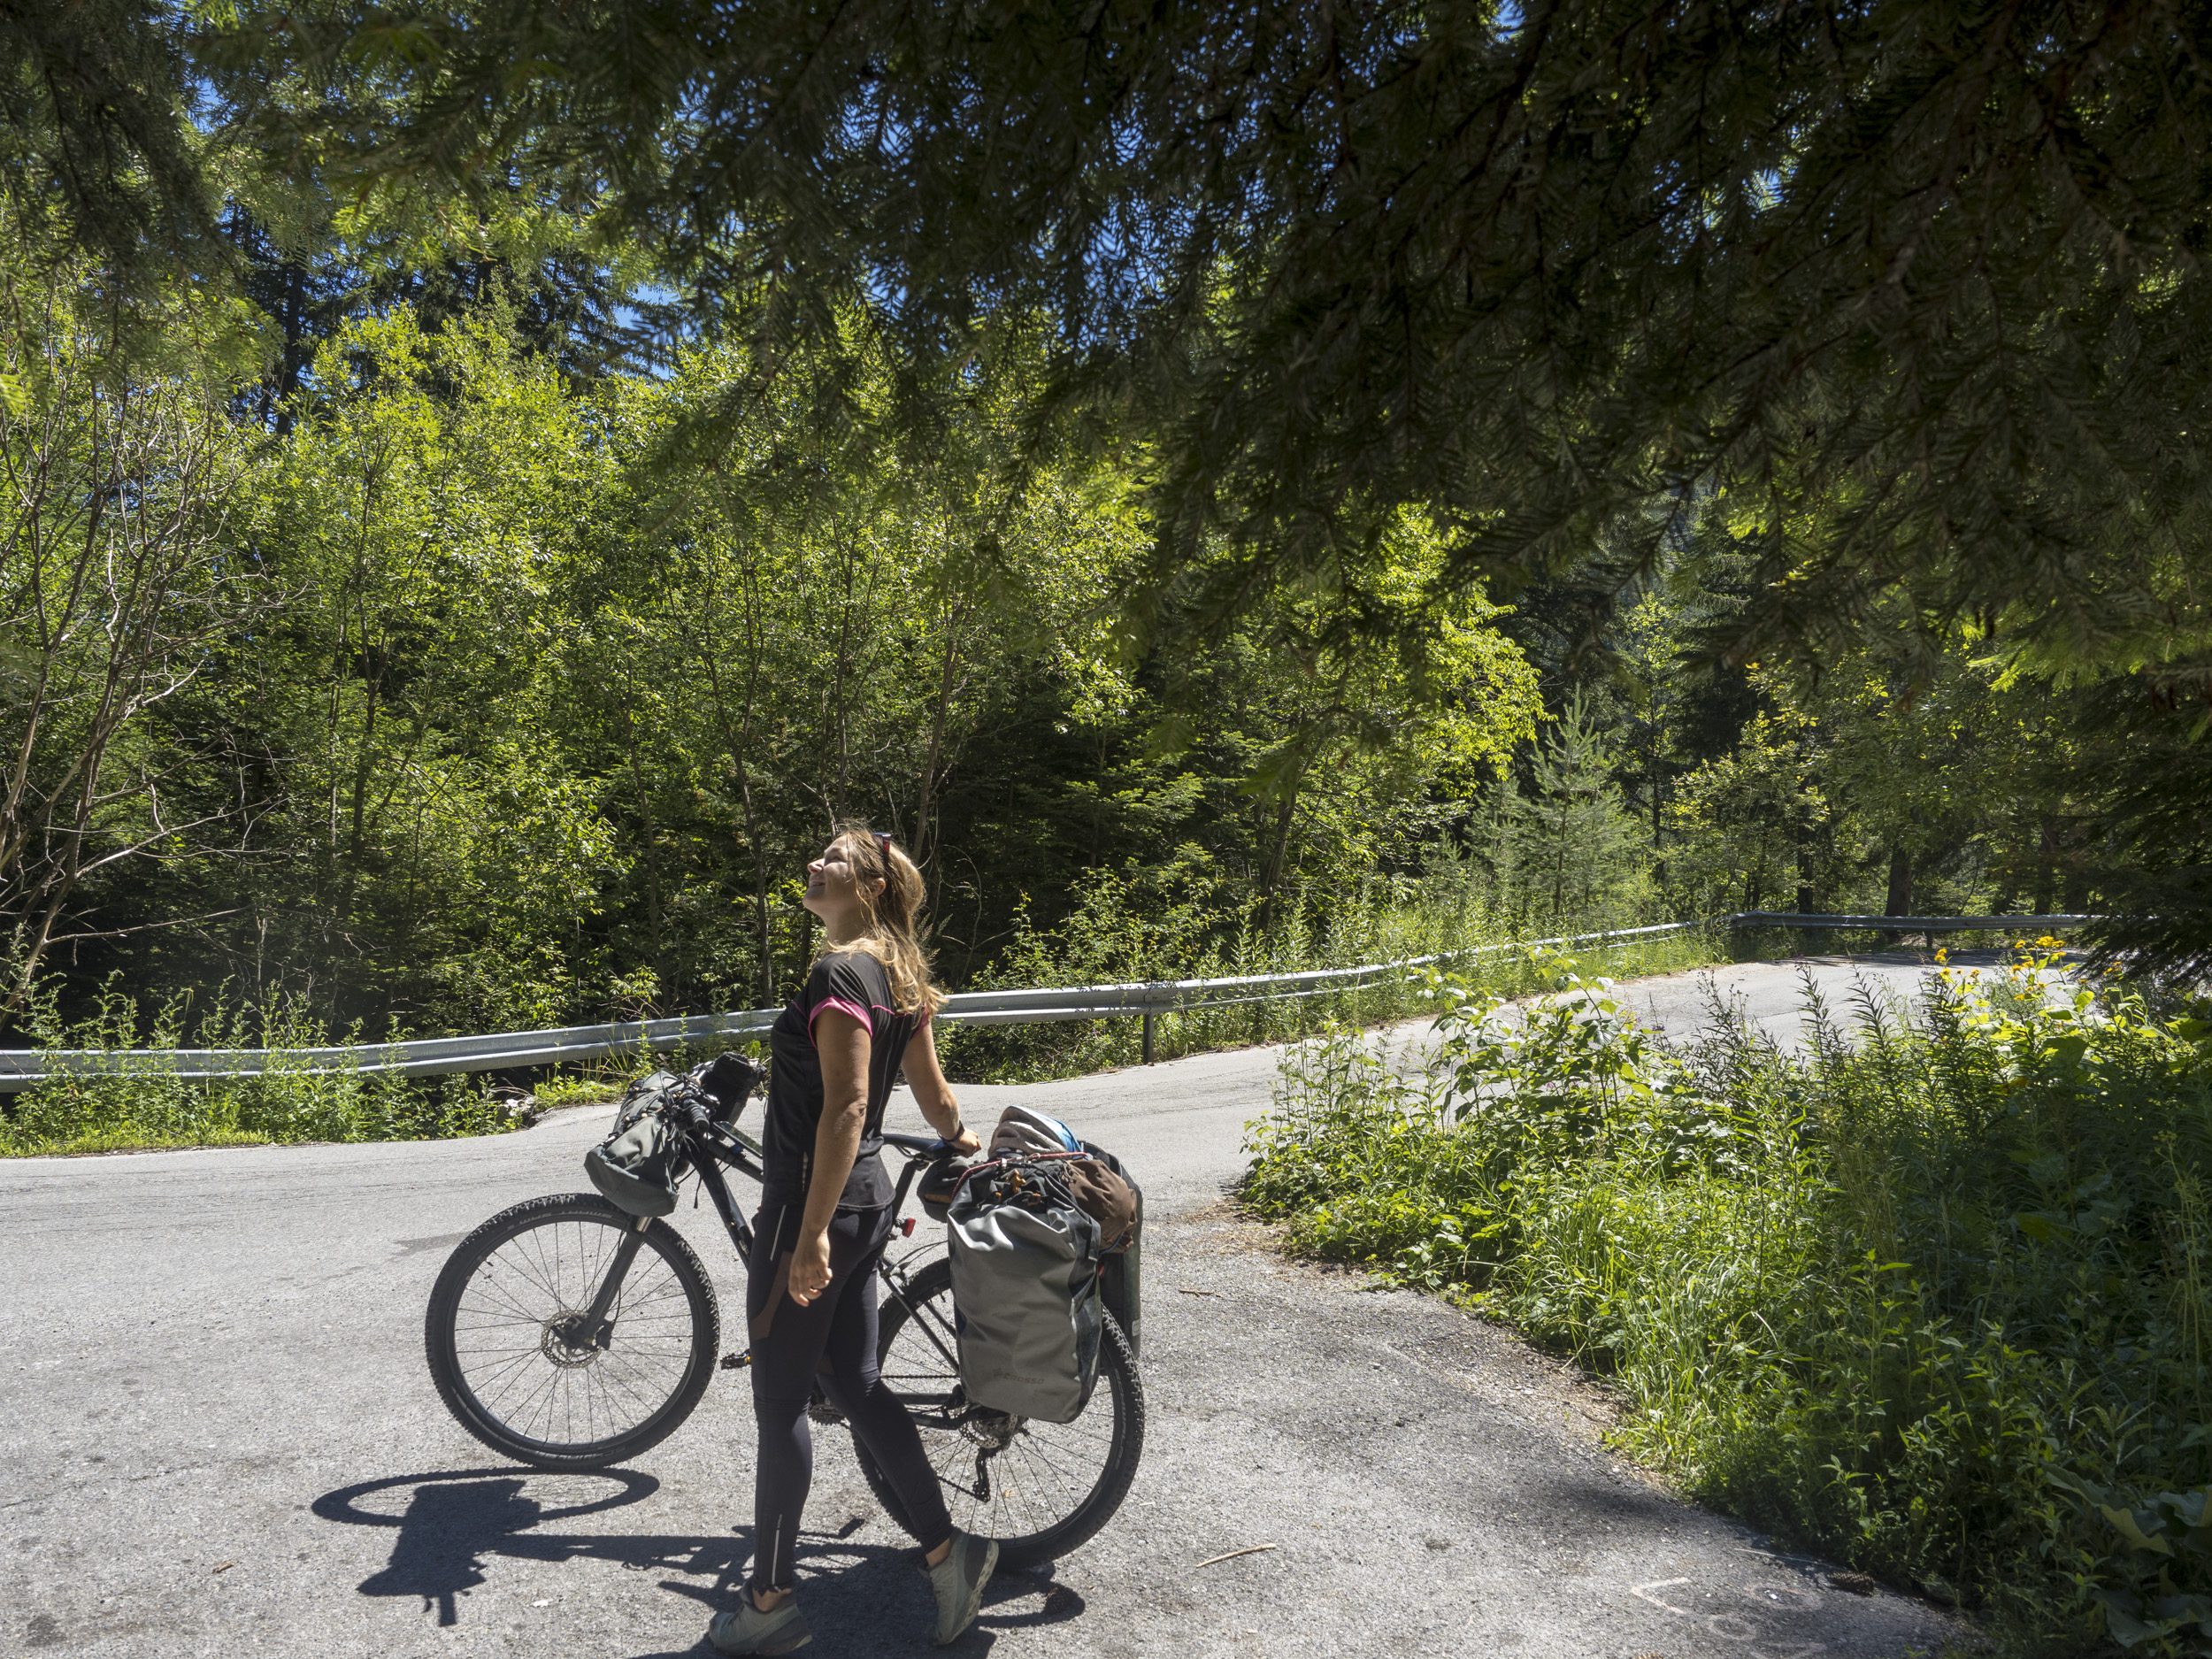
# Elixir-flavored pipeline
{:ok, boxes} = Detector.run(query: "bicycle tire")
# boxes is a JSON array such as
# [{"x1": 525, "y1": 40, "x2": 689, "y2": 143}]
[
  {"x1": 856, "y1": 1257, "x2": 1143, "y2": 1567},
  {"x1": 425, "y1": 1192, "x2": 718, "y2": 1471}
]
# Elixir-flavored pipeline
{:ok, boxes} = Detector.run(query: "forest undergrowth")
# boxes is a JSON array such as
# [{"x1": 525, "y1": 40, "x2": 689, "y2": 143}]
[{"x1": 1242, "y1": 949, "x2": 2212, "y2": 1655}]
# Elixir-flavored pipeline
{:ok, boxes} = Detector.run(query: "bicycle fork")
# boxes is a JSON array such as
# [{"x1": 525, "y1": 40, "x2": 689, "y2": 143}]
[{"x1": 570, "y1": 1213, "x2": 653, "y2": 1351}]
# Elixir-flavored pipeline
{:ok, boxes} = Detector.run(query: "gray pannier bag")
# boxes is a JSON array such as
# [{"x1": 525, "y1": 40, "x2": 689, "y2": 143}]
[
  {"x1": 1081, "y1": 1139, "x2": 1142, "y2": 1358},
  {"x1": 946, "y1": 1106, "x2": 1141, "y2": 1423},
  {"x1": 947, "y1": 1154, "x2": 1103, "y2": 1423},
  {"x1": 983, "y1": 1104, "x2": 1143, "y2": 1357}
]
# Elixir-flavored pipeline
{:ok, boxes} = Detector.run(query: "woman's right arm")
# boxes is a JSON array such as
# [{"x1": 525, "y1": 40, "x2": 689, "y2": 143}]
[{"x1": 902, "y1": 1023, "x2": 979, "y2": 1154}]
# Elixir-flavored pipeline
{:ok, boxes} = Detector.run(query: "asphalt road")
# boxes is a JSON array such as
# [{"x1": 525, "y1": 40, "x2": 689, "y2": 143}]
[{"x1": 0, "y1": 956, "x2": 1972, "y2": 1659}]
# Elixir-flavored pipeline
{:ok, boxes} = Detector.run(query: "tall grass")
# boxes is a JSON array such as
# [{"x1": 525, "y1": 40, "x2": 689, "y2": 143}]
[
  {"x1": 0, "y1": 977, "x2": 511, "y2": 1156},
  {"x1": 1243, "y1": 949, "x2": 2212, "y2": 1655},
  {"x1": 941, "y1": 859, "x2": 1721, "y2": 1082}
]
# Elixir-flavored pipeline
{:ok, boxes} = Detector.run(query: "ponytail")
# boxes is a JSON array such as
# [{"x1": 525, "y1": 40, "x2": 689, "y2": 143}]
[{"x1": 826, "y1": 822, "x2": 946, "y2": 1016}]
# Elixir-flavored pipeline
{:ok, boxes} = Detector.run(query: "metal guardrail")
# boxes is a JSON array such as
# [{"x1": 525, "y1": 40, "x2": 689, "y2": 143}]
[
  {"x1": 1732, "y1": 911, "x2": 2093, "y2": 932},
  {"x1": 0, "y1": 912, "x2": 2093, "y2": 1092}
]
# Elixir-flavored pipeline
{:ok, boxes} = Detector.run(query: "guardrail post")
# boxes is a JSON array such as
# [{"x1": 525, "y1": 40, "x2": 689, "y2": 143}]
[{"x1": 1141, "y1": 1008, "x2": 1156, "y2": 1065}]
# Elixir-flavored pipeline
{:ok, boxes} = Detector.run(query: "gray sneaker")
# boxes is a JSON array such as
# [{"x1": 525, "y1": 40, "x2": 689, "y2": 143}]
[
  {"x1": 707, "y1": 1593, "x2": 811, "y2": 1655},
  {"x1": 926, "y1": 1529, "x2": 999, "y2": 1646}
]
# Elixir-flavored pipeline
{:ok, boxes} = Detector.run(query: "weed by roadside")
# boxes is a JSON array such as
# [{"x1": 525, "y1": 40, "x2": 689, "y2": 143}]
[
  {"x1": 0, "y1": 978, "x2": 509, "y2": 1156},
  {"x1": 533, "y1": 1074, "x2": 625, "y2": 1108},
  {"x1": 1243, "y1": 949, "x2": 2212, "y2": 1655}
]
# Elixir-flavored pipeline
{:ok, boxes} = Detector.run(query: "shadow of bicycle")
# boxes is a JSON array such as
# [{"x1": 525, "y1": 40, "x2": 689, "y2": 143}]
[{"x1": 312, "y1": 1468, "x2": 1083, "y2": 1652}]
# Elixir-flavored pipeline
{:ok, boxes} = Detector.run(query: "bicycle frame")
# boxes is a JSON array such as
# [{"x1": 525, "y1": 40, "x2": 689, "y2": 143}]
[
  {"x1": 428, "y1": 1064, "x2": 1139, "y2": 1561},
  {"x1": 631, "y1": 1086, "x2": 966, "y2": 1389}
]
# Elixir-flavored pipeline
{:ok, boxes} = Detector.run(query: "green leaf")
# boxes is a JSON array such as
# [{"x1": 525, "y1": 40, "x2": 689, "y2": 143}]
[
  {"x1": 2100, "y1": 1600, "x2": 2161, "y2": 1647},
  {"x1": 2101, "y1": 1504, "x2": 2177, "y2": 1555}
]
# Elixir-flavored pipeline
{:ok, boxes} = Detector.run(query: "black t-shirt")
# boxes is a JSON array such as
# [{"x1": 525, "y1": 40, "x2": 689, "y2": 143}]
[{"x1": 761, "y1": 949, "x2": 929, "y2": 1214}]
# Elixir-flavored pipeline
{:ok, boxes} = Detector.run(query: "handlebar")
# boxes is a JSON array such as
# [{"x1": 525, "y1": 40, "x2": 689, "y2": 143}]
[{"x1": 881, "y1": 1130, "x2": 956, "y2": 1158}]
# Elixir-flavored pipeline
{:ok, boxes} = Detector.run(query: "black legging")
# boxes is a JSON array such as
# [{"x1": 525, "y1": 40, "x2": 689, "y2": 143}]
[{"x1": 745, "y1": 1197, "x2": 954, "y2": 1594}]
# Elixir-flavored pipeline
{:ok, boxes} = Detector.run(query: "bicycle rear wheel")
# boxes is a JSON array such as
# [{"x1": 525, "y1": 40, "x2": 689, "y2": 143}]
[
  {"x1": 856, "y1": 1257, "x2": 1143, "y2": 1567},
  {"x1": 425, "y1": 1193, "x2": 718, "y2": 1470}
]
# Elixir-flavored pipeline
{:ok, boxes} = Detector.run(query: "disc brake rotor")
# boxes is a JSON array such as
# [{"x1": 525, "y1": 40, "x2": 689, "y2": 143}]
[{"x1": 541, "y1": 1314, "x2": 603, "y2": 1368}]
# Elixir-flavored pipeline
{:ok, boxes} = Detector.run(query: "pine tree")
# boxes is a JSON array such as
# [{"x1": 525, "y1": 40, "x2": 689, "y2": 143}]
[
  {"x1": 1505, "y1": 696, "x2": 1650, "y2": 926},
  {"x1": 2071, "y1": 662, "x2": 2212, "y2": 979}
]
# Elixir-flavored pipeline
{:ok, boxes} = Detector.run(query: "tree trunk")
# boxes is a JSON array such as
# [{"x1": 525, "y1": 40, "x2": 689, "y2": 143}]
[
  {"x1": 826, "y1": 534, "x2": 859, "y2": 820},
  {"x1": 273, "y1": 259, "x2": 307, "y2": 434},
  {"x1": 2062, "y1": 849, "x2": 2091, "y2": 915},
  {"x1": 913, "y1": 599, "x2": 966, "y2": 880},
  {"x1": 685, "y1": 525, "x2": 776, "y2": 1004},
  {"x1": 336, "y1": 632, "x2": 382, "y2": 921},
  {"x1": 1257, "y1": 751, "x2": 1310, "y2": 933},
  {"x1": 1883, "y1": 845, "x2": 1916, "y2": 947},
  {"x1": 618, "y1": 712, "x2": 665, "y2": 982},
  {"x1": 1885, "y1": 846, "x2": 1915, "y2": 917}
]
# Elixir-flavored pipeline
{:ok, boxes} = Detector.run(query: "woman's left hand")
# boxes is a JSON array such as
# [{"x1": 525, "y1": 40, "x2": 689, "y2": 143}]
[
  {"x1": 787, "y1": 1228, "x2": 833, "y2": 1306},
  {"x1": 950, "y1": 1126, "x2": 981, "y2": 1156}
]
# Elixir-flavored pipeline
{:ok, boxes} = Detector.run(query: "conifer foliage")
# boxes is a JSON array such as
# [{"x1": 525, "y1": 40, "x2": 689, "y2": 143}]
[{"x1": 224, "y1": 0, "x2": 2212, "y2": 666}]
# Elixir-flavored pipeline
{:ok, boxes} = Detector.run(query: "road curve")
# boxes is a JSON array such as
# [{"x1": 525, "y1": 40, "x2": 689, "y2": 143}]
[{"x1": 0, "y1": 956, "x2": 1967, "y2": 1658}]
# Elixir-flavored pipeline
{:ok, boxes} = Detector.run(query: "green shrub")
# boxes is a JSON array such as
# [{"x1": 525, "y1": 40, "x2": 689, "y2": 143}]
[
  {"x1": 1244, "y1": 950, "x2": 2212, "y2": 1654},
  {"x1": 1, "y1": 977, "x2": 511, "y2": 1156}
]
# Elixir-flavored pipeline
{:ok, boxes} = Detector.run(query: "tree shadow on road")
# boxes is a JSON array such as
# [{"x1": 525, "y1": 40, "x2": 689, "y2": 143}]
[{"x1": 312, "y1": 1467, "x2": 1081, "y2": 1652}]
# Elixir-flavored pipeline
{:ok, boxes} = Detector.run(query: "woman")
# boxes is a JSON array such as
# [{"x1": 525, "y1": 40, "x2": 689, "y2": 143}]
[{"x1": 709, "y1": 825, "x2": 995, "y2": 1655}]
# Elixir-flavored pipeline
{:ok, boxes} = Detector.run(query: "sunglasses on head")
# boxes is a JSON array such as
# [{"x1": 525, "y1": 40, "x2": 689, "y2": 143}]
[{"x1": 872, "y1": 830, "x2": 893, "y2": 862}]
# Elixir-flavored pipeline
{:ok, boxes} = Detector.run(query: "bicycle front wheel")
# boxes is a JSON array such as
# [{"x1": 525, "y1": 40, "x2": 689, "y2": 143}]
[
  {"x1": 857, "y1": 1257, "x2": 1144, "y2": 1567},
  {"x1": 425, "y1": 1193, "x2": 718, "y2": 1470}
]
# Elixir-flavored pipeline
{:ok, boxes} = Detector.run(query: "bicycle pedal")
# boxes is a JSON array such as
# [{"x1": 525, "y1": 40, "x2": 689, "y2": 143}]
[{"x1": 720, "y1": 1349, "x2": 752, "y2": 1370}]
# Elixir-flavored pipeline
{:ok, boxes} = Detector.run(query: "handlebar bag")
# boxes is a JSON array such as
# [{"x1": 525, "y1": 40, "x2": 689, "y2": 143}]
[
  {"x1": 584, "y1": 1071, "x2": 682, "y2": 1217},
  {"x1": 946, "y1": 1156, "x2": 1104, "y2": 1424},
  {"x1": 695, "y1": 1051, "x2": 763, "y2": 1122}
]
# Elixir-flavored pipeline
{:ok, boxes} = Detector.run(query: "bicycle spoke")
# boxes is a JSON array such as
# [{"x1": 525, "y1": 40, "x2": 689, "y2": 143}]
[
  {"x1": 448, "y1": 1211, "x2": 701, "y2": 1450},
  {"x1": 878, "y1": 1277, "x2": 1130, "y2": 1553},
  {"x1": 1007, "y1": 1431, "x2": 1092, "y2": 1515},
  {"x1": 464, "y1": 1267, "x2": 549, "y2": 1325},
  {"x1": 502, "y1": 1354, "x2": 566, "y2": 1433},
  {"x1": 513, "y1": 1225, "x2": 565, "y2": 1305},
  {"x1": 462, "y1": 1347, "x2": 545, "y2": 1400}
]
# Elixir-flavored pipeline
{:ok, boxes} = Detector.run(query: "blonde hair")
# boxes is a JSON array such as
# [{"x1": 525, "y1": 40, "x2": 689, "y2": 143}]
[{"x1": 823, "y1": 822, "x2": 947, "y2": 1016}]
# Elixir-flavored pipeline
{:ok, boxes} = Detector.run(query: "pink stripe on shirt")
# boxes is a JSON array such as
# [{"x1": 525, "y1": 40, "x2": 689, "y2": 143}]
[{"x1": 808, "y1": 996, "x2": 874, "y2": 1043}]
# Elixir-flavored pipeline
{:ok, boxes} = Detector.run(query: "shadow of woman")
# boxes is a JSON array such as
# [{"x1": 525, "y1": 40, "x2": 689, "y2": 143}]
[
  {"x1": 318, "y1": 1467, "x2": 697, "y2": 1625},
  {"x1": 314, "y1": 1467, "x2": 1087, "y2": 1649}
]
